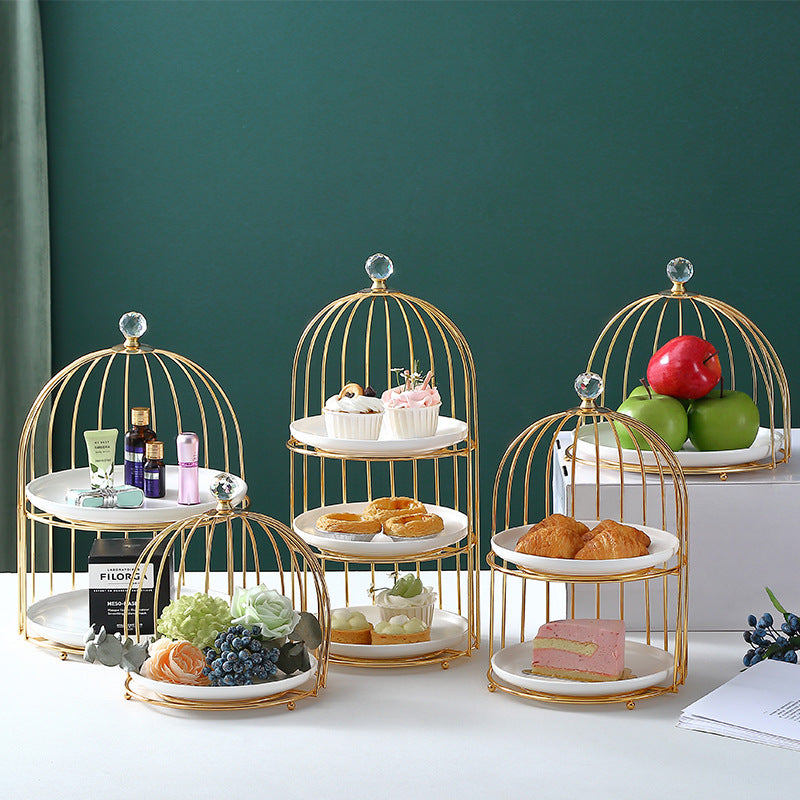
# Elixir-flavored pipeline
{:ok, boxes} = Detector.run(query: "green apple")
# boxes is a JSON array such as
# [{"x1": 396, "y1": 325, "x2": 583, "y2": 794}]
[
  {"x1": 687, "y1": 389, "x2": 760, "y2": 451},
  {"x1": 613, "y1": 388, "x2": 688, "y2": 451}
]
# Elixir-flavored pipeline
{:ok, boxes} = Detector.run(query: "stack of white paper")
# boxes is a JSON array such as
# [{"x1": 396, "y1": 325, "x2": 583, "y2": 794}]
[{"x1": 678, "y1": 659, "x2": 800, "y2": 750}]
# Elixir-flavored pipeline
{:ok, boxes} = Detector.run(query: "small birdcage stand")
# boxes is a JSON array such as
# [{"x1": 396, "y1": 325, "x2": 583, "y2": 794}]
[{"x1": 487, "y1": 373, "x2": 688, "y2": 707}]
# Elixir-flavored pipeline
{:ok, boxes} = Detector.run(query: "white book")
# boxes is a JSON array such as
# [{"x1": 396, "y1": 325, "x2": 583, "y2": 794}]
[{"x1": 677, "y1": 659, "x2": 800, "y2": 751}]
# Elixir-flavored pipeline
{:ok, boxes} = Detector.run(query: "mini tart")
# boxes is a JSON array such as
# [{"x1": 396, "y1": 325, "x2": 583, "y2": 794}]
[
  {"x1": 363, "y1": 496, "x2": 427, "y2": 524},
  {"x1": 316, "y1": 512, "x2": 382, "y2": 535},
  {"x1": 330, "y1": 609, "x2": 373, "y2": 644},
  {"x1": 384, "y1": 512, "x2": 444, "y2": 539},
  {"x1": 370, "y1": 627, "x2": 431, "y2": 645}
]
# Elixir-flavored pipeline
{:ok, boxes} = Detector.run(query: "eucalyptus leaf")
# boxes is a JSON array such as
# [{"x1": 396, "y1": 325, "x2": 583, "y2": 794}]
[
  {"x1": 277, "y1": 641, "x2": 310, "y2": 675},
  {"x1": 766, "y1": 586, "x2": 789, "y2": 617},
  {"x1": 289, "y1": 612, "x2": 322, "y2": 648}
]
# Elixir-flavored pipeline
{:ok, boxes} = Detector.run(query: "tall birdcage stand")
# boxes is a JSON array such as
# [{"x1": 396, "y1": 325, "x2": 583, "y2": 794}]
[
  {"x1": 487, "y1": 373, "x2": 688, "y2": 707},
  {"x1": 122, "y1": 474, "x2": 330, "y2": 711},
  {"x1": 287, "y1": 254, "x2": 479, "y2": 668},
  {"x1": 18, "y1": 312, "x2": 247, "y2": 658}
]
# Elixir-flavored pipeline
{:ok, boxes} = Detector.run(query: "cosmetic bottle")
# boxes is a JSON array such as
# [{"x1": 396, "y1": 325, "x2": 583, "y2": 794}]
[
  {"x1": 124, "y1": 407, "x2": 156, "y2": 489},
  {"x1": 143, "y1": 440, "x2": 166, "y2": 499},
  {"x1": 83, "y1": 429, "x2": 118, "y2": 489},
  {"x1": 176, "y1": 432, "x2": 199, "y2": 505}
]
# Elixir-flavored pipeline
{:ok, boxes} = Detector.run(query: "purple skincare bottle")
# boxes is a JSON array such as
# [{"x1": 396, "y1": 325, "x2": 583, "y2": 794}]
[
  {"x1": 176, "y1": 432, "x2": 200, "y2": 505},
  {"x1": 143, "y1": 441, "x2": 166, "y2": 499}
]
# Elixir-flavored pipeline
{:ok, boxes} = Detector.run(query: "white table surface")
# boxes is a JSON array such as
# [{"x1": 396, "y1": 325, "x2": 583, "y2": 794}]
[{"x1": 2, "y1": 574, "x2": 797, "y2": 798}]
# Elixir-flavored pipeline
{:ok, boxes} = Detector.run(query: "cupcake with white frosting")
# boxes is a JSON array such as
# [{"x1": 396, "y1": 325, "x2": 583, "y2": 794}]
[
  {"x1": 323, "y1": 382, "x2": 384, "y2": 440},
  {"x1": 374, "y1": 573, "x2": 436, "y2": 626}
]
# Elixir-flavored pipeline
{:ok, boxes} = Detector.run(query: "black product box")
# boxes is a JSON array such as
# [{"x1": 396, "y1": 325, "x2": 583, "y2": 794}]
[{"x1": 88, "y1": 538, "x2": 173, "y2": 636}]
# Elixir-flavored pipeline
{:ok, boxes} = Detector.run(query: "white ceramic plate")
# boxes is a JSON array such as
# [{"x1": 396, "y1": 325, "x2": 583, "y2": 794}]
[
  {"x1": 289, "y1": 415, "x2": 468, "y2": 456},
  {"x1": 330, "y1": 606, "x2": 468, "y2": 660},
  {"x1": 294, "y1": 502, "x2": 468, "y2": 557},
  {"x1": 128, "y1": 657, "x2": 316, "y2": 701},
  {"x1": 26, "y1": 467, "x2": 247, "y2": 526},
  {"x1": 491, "y1": 640, "x2": 673, "y2": 697},
  {"x1": 574, "y1": 423, "x2": 781, "y2": 469},
  {"x1": 27, "y1": 589, "x2": 89, "y2": 647},
  {"x1": 491, "y1": 520, "x2": 679, "y2": 576}
]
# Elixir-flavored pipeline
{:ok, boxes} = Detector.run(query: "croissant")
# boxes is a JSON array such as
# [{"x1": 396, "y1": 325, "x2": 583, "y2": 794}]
[
  {"x1": 515, "y1": 514, "x2": 589, "y2": 559},
  {"x1": 589, "y1": 519, "x2": 651, "y2": 549},
  {"x1": 574, "y1": 528, "x2": 649, "y2": 560}
]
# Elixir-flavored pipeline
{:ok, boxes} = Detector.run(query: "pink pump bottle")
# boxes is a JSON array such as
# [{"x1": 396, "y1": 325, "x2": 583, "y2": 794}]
[{"x1": 176, "y1": 432, "x2": 199, "y2": 505}]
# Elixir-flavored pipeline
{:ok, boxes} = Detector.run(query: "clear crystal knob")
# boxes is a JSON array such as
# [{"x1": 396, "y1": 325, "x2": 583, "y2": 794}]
[
  {"x1": 666, "y1": 257, "x2": 693, "y2": 285},
  {"x1": 365, "y1": 253, "x2": 393, "y2": 282},
  {"x1": 210, "y1": 473, "x2": 237, "y2": 502},
  {"x1": 575, "y1": 372, "x2": 604, "y2": 400},
  {"x1": 119, "y1": 312, "x2": 147, "y2": 339}
]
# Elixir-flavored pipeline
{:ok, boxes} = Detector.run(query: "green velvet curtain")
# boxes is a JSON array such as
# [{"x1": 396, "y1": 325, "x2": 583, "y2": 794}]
[{"x1": 0, "y1": 0, "x2": 51, "y2": 572}]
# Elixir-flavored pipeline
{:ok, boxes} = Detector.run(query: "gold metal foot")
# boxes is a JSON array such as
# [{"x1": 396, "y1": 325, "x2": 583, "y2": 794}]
[
  {"x1": 626, "y1": 700, "x2": 636, "y2": 710},
  {"x1": 488, "y1": 684, "x2": 497, "y2": 692},
  {"x1": 287, "y1": 701, "x2": 296, "y2": 711},
  {"x1": 124, "y1": 692, "x2": 131, "y2": 700},
  {"x1": 720, "y1": 472, "x2": 728, "y2": 481},
  {"x1": 59, "y1": 651, "x2": 68, "y2": 661},
  {"x1": 441, "y1": 660, "x2": 450, "y2": 670}
]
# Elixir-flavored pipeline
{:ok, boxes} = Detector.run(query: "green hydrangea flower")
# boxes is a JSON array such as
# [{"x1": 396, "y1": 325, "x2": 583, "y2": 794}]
[{"x1": 156, "y1": 593, "x2": 233, "y2": 649}]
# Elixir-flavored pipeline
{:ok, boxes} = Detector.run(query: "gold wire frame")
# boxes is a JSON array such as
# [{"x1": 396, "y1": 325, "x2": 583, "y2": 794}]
[
  {"x1": 487, "y1": 393, "x2": 689, "y2": 708},
  {"x1": 583, "y1": 265, "x2": 791, "y2": 478},
  {"x1": 287, "y1": 267, "x2": 480, "y2": 668},
  {"x1": 17, "y1": 322, "x2": 246, "y2": 658},
  {"x1": 122, "y1": 502, "x2": 330, "y2": 711}
]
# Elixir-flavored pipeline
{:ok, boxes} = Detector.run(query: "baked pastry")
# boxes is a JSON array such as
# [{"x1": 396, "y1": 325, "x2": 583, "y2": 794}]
[
  {"x1": 381, "y1": 367, "x2": 441, "y2": 438},
  {"x1": 370, "y1": 614, "x2": 431, "y2": 645},
  {"x1": 363, "y1": 496, "x2": 426, "y2": 524},
  {"x1": 515, "y1": 514, "x2": 590, "y2": 558},
  {"x1": 575, "y1": 525, "x2": 650, "y2": 560},
  {"x1": 323, "y1": 383, "x2": 384, "y2": 440},
  {"x1": 530, "y1": 618, "x2": 625, "y2": 681},
  {"x1": 330, "y1": 609, "x2": 373, "y2": 644},
  {"x1": 316, "y1": 512, "x2": 382, "y2": 535},
  {"x1": 586, "y1": 519, "x2": 651, "y2": 549},
  {"x1": 374, "y1": 573, "x2": 436, "y2": 625},
  {"x1": 384, "y1": 513, "x2": 444, "y2": 539}
]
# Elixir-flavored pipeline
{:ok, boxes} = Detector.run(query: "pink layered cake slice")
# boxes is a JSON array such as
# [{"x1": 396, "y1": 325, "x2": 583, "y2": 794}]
[{"x1": 531, "y1": 618, "x2": 625, "y2": 682}]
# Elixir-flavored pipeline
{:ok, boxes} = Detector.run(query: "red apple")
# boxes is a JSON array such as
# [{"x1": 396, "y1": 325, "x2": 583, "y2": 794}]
[{"x1": 646, "y1": 335, "x2": 722, "y2": 400}]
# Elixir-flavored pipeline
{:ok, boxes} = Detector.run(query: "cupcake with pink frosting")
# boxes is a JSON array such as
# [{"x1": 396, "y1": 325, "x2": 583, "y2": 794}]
[{"x1": 381, "y1": 365, "x2": 441, "y2": 438}]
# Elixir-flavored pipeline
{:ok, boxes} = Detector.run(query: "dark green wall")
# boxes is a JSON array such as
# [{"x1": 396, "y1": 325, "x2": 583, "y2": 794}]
[{"x1": 37, "y1": 0, "x2": 800, "y2": 563}]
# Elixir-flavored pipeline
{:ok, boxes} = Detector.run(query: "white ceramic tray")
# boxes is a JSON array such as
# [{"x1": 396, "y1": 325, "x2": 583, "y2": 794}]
[
  {"x1": 293, "y1": 502, "x2": 468, "y2": 557},
  {"x1": 128, "y1": 657, "x2": 316, "y2": 701},
  {"x1": 491, "y1": 519, "x2": 679, "y2": 576},
  {"x1": 26, "y1": 467, "x2": 247, "y2": 526},
  {"x1": 289, "y1": 415, "x2": 468, "y2": 456},
  {"x1": 27, "y1": 588, "x2": 89, "y2": 647},
  {"x1": 330, "y1": 606, "x2": 468, "y2": 660},
  {"x1": 574, "y1": 422, "x2": 780, "y2": 470},
  {"x1": 491, "y1": 640, "x2": 673, "y2": 697}
]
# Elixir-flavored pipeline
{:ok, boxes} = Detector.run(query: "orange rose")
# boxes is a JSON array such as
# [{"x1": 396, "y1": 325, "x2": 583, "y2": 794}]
[{"x1": 141, "y1": 638, "x2": 210, "y2": 686}]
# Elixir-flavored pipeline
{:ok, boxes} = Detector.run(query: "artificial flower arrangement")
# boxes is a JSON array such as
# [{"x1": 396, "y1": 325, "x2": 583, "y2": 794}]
[
  {"x1": 742, "y1": 588, "x2": 800, "y2": 667},
  {"x1": 84, "y1": 584, "x2": 322, "y2": 688}
]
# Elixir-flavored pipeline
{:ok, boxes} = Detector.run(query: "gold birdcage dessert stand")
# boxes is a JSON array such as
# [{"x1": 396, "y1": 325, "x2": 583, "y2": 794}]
[
  {"x1": 122, "y1": 474, "x2": 330, "y2": 711},
  {"x1": 487, "y1": 373, "x2": 688, "y2": 707},
  {"x1": 18, "y1": 312, "x2": 247, "y2": 659},
  {"x1": 287, "y1": 254, "x2": 479, "y2": 669},
  {"x1": 577, "y1": 257, "x2": 790, "y2": 479}
]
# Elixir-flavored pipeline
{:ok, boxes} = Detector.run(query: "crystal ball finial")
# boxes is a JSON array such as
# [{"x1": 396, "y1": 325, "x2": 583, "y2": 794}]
[
  {"x1": 210, "y1": 473, "x2": 237, "y2": 502},
  {"x1": 575, "y1": 372, "x2": 604, "y2": 400},
  {"x1": 365, "y1": 253, "x2": 394, "y2": 282},
  {"x1": 666, "y1": 257, "x2": 693, "y2": 285},
  {"x1": 119, "y1": 311, "x2": 147, "y2": 339}
]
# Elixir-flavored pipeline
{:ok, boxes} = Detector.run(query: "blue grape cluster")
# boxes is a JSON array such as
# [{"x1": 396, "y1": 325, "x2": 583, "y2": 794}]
[
  {"x1": 202, "y1": 624, "x2": 280, "y2": 686},
  {"x1": 743, "y1": 611, "x2": 800, "y2": 667}
]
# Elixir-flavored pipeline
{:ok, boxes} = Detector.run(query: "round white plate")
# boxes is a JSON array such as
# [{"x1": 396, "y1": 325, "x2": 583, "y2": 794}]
[
  {"x1": 128, "y1": 657, "x2": 316, "y2": 701},
  {"x1": 491, "y1": 640, "x2": 673, "y2": 697},
  {"x1": 491, "y1": 520, "x2": 679, "y2": 576},
  {"x1": 289, "y1": 415, "x2": 468, "y2": 456},
  {"x1": 27, "y1": 588, "x2": 89, "y2": 647},
  {"x1": 26, "y1": 467, "x2": 247, "y2": 526},
  {"x1": 574, "y1": 422, "x2": 780, "y2": 469},
  {"x1": 330, "y1": 606, "x2": 468, "y2": 660},
  {"x1": 294, "y1": 502, "x2": 468, "y2": 557}
]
